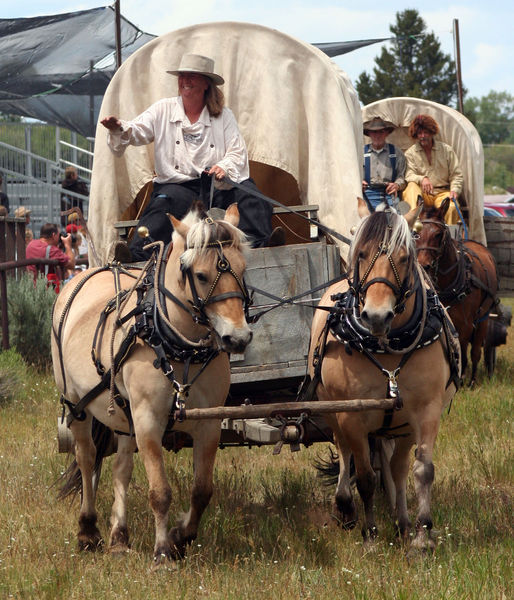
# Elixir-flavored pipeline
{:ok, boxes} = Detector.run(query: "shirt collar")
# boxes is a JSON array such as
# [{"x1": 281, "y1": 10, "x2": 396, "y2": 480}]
[{"x1": 170, "y1": 96, "x2": 211, "y2": 127}]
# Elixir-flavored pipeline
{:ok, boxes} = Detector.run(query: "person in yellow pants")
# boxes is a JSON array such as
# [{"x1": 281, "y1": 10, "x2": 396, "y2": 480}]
[{"x1": 404, "y1": 115, "x2": 463, "y2": 225}]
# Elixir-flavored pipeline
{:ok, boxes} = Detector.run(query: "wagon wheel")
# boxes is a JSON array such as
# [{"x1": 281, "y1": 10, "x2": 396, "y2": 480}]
[{"x1": 484, "y1": 342, "x2": 497, "y2": 377}]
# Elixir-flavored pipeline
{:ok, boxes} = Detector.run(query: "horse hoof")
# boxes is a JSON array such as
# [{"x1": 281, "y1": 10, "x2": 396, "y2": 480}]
[
  {"x1": 78, "y1": 535, "x2": 104, "y2": 552},
  {"x1": 361, "y1": 526, "x2": 378, "y2": 542},
  {"x1": 330, "y1": 512, "x2": 358, "y2": 530},
  {"x1": 169, "y1": 526, "x2": 194, "y2": 560}
]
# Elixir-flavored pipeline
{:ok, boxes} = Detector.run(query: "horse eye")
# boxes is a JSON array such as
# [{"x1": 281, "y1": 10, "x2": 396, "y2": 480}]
[
  {"x1": 358, "y1": 250, "x2": 366, "y2": 260},
  {"x1": 196, "y1": 272, "x2": 208, "y2": 284}
]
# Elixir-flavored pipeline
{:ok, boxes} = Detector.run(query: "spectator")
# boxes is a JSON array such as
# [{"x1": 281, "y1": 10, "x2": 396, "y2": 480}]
[
  {"x1": 0, "y1": 206, "x2": 7, "y2": 217},
  {"x1": 0, "y1": 174, "x2": 9, "y2": 213},
  {"x1": 14, "y1": 206, "x2": 31, "y2": 224},
  {"x1": 61, "y1": 166, "x2": 89, "y2": 226},
  {"x1": 26, "y1": 223, "x2": 75, "y2": 286}
]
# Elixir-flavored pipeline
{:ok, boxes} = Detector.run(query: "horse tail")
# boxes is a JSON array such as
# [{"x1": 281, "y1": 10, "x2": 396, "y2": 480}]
[
  {"x1": 57, "y1": 418, "x2": 115, "y2": 500},
  {"x1": 313, "y1": 446, "x2": 341, "y2": 487}
]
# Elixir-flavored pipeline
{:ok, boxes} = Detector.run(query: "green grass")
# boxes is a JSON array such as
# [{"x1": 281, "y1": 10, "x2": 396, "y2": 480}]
[{"x1": 0, "y1": 301, "x2": 512, "y2": 599}]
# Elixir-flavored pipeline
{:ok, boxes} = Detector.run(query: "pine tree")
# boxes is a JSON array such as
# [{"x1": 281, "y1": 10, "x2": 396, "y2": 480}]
[{"x1": 356, "y1": 9, "x2": 459, "y2": 106}]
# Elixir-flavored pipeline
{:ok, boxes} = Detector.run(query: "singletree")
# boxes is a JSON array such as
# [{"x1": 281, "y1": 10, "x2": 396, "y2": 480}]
[{"x1": 356, "y1": 9, "x2": 459, "y2": 106}]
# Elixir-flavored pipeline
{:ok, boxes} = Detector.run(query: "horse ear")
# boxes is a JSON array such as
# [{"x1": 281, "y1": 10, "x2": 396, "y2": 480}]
[
  {"x1": 169, "y1": 214, "x2": 190, "y2": 240},
  {"x1": 440, "y1": 197, "x2": 451, "y2": 217},
  {"x1": 224, "y1": 203, "x2": 240, "y2": 227},
  {"x1": 404, "y1": 204, "x2": 423, "y2": 229},
  {"x1": 357, "y1": 197, "x2": 370, "y2": 218}
]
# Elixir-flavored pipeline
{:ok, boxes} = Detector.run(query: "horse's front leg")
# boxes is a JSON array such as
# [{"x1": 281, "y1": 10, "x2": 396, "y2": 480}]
[
  {"x1": 132, "y1": 405, "x2": 172, "y2": 564},
  {"x1": 389, "y1": 435, "x2": 414, "y2": 540},
  {"x1": 351, "y1": 436, "x2": 378, "y2": 542},
  {"x1": 169, "y1": 420, "x2": 221, "y2": 559},
  {"x1": 70, "y1": 415, "x2": 104, "y2": 551},
  {"x1": 109, "y1": 434, "x2": 137, "y2": 554},
  {"x1": 411, "y1": 422, "x2": 440, "y2": 553},
  {"x1": 331, "y1": 433, "x2": 358, "y2": 530}
]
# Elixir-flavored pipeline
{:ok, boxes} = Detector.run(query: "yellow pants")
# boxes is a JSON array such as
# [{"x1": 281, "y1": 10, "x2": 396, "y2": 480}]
[{"x1": 403, "y1": 182, "x2": 460, "y2": 224}]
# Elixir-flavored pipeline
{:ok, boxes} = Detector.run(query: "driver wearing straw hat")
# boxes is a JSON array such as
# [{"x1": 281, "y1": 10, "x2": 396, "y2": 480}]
[
  {"x1": 362, "y1": 117, "x2": 406, "y2": 211},
  {"x1": 102, "y1": 54, "x2": 283, "y2": 262}
]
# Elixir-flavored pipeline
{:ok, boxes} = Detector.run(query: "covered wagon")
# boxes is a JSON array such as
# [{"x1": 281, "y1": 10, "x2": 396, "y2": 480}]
[
  {"x1": 362, "y1": 97, "x2": 514, "y2": 297},
  {"x1": 88, "y1": 21, "x2": 363, "y2": 264},
  {"x1": 70, "y1": 22, "x2": 367, "y2": 450}
]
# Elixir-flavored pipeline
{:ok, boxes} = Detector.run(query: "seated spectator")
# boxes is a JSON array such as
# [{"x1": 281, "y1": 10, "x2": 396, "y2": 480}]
[
  {"x1": 26, "y1": 223, "x2": 75, "y2": 287},
  {"x1": 25, "y1": 229, "x2": 34, "y2": 245}
]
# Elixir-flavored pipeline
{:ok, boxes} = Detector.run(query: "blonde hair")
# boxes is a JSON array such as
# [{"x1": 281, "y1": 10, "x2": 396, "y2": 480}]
[{"x1": 205, "y1": 84, "x2": 224, "y2": 118}]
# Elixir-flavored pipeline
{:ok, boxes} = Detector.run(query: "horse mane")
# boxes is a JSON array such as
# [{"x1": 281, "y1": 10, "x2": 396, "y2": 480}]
[
  {"x1": 349, "y1": 210, "x2": 414, "y2": 266},
  {"x1": 177, "y1": 206, "x2": 248, "y2": 269}
]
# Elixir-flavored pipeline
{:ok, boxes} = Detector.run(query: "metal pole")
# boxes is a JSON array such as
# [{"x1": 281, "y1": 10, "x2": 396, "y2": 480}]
[
  {"x1": 114, "y1": 0, "x2": 122, "y2": 71},
  {"x1": 89, "y1": 60, "x2": 95, "y2": 138},
  {"x1": 0, "y1": 271, "x2": 9, "y2": 350},
  {"x1": 453, "y1": 19, "x2": 464, "y2": 113}
]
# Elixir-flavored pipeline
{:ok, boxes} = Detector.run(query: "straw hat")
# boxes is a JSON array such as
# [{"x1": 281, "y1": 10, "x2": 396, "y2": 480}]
[
  {"x1": 363, "y1": 117, "x2": 396, "y2": 135},
  {"x1": 167, "y1": 54, "x2": 224, "y2": 85}
]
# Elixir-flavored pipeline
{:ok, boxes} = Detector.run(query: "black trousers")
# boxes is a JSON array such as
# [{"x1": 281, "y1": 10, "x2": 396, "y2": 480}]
[{"x1": 129, "y1": 177, "x2": 272, "y2": 261}]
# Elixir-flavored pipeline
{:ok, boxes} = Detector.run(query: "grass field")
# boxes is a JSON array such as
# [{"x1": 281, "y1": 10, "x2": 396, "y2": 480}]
[{"x1": 0, "y1": 301, "x2": 512, "y2": 599}]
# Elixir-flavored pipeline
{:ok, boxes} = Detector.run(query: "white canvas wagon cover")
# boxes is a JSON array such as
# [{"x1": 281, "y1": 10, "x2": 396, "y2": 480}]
[
  {"x1": 88, "y1": 21, "x2": 363, "y2": 263},
  {"x1": 363, "y1": 97, "x2": 486, "y2": 244}
]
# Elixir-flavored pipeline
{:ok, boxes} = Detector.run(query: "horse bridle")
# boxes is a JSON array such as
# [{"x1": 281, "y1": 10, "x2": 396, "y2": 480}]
[
  {"x1": 182, "y1": 238, "x2": 251, "y2": 325},
  {"x1": 351, "y1": 235, "x2": 414, "y2": 316},
  {"x1": 416, "y1": 218, "x2": 455, "y2": 278}
]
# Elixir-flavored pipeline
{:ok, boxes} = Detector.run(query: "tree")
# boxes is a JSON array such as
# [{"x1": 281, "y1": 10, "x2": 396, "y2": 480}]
[
  {"x1": 464, "y1": 91, "x2": 514, "y2": 145},
  {"x1": 356, "y1": 9, "x2": 459, "y2": 106}
]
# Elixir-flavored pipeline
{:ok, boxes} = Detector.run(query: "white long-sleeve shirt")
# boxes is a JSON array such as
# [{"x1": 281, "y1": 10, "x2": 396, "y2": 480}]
[{"x1": 107, "y1": 96, "x2": 249, "y2": 186}]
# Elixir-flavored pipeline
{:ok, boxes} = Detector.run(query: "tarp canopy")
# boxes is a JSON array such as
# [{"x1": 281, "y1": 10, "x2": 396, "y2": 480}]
[
  {"x1": 89, "y1": 21, "x2": 363, "y2": 263},
  {"x1": 362, "y1": 98, "x2": 486, "y2": 244},
  {"x1": 0, "y1": 6, "x2": 389, "y2": 138},
  {"x1": 0, "y1": 7, "x2": 154, "y2": 137}
]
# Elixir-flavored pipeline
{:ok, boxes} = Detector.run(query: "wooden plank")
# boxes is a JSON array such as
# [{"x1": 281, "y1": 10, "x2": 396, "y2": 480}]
[{"x1": 177, "y1": 398, "x2": 395, "y2": 421}]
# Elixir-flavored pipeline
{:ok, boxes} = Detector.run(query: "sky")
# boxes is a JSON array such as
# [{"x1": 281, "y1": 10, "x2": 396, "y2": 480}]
[{"x1": 4, "y1": 1, "x2": 513, "y2": 101}]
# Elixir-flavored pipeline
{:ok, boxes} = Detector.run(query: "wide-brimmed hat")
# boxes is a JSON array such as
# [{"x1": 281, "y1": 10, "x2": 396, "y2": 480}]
[
  {"x1": 363, "y1": 117, "x2": 396, "y2": 135},
  {"x1": 14, "y1": 206, "x2": 31, "y2": 218},
  {"x1": 167, "y1": 54, "x2": 224, "y2": 85}
]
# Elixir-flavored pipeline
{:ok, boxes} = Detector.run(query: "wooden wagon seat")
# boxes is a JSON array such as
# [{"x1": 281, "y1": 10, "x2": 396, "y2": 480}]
[{"x1": 115, "y1": 162, "x2": 321, "y2": 245}]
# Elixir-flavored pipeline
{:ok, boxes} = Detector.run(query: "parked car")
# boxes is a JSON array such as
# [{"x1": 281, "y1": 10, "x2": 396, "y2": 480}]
[
  {"x1": 484, "y1": 207, "x2": 504, "y2": 217},
  {"x1": 483, "y1": 203, "x2": 514, "y2": 217}
]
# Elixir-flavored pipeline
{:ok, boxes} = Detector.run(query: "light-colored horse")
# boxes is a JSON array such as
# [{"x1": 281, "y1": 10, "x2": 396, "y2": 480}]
[
  {"x1": 309, "y1": 202, "x2": 459, "y2": 551},
  {"x1": 52, "y1": 205, "x2": 252, "y2": 563}
]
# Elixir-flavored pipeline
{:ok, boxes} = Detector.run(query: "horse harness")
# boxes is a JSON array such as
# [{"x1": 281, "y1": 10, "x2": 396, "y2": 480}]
[
  {"x1": 303, "y1": 228, "x2": 460, "y2": 439},
  {"x1": 56, "y1": 235, "x2": 251, "y2": 436},
  {"x1": 418, "y1": 218, "x2": 498, "y2": 323}
]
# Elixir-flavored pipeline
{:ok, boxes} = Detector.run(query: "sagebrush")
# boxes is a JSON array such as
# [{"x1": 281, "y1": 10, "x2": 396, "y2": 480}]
[{"x1": 6, "y1": 273, "x2": 56, "y2": 369}]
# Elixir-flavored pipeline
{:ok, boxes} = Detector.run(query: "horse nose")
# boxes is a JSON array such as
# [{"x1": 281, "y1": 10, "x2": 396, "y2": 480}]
[
  {"x1": 361, "y1": 308, "x2": 394, "y2": 336},
  {"x1": 221, "y1": 329, "x2": 253, "y2": 354}
]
